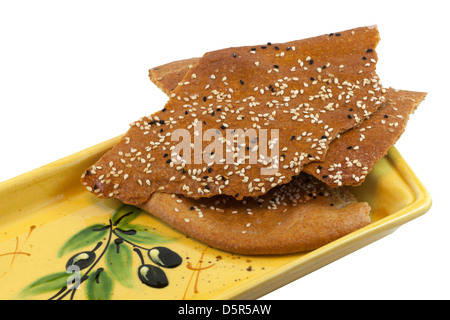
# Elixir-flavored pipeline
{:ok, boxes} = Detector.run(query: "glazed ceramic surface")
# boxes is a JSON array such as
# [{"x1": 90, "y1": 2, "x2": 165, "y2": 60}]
[{"x1": 0, "y1": 137, "x2": 431, "y2": 300}]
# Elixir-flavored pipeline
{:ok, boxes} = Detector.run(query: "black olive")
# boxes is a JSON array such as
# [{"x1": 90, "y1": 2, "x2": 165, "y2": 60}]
[
  {"x1": 148, "y1": 247, "x2": 182, "y2": 268},
  {"x1": 137, "y1": 264, "x2": 168, "y2": 288}
]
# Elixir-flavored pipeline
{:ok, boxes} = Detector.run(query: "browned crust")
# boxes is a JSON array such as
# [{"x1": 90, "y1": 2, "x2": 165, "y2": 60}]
[
  {"x1": 139, "y1": 174, "x2": 371, "y2": 255},
  {"x1": 148, "y1": 57, "x2": 200, "y2": 95}
]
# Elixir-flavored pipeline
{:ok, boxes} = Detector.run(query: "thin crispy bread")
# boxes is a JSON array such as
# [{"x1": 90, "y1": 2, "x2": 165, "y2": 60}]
[
  {"x1": 148, "y1": 61, "x2": 426, "y2": 187},
  {"x1": 303, "y1": 89, "x2": 427, "y2": 186},
  {"x1": 149, "y1": 57, "x2": 200, "y2": 95},
  {"x1": 139, "y1": 173, "x2": 371, "y2": 255},
  {"x1": 81, "y1": 26, "x2": 384, "y2": 205},
  {"x1": 144, "y1": 45, "x2": 374, "y2": 255}
]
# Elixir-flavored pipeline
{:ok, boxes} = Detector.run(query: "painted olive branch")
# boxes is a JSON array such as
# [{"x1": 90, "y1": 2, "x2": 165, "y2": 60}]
[
  {"x1": 22, "y1": 204, "x2": 182, "y2": 300},
  {"x1": 49, "y1": 220, "x2": 114, "y2": 300}
]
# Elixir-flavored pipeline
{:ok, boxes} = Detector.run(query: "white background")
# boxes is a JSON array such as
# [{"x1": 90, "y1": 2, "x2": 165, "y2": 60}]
[{"x1": 0, "y1": 0, "x2": 448, "y2": 300}]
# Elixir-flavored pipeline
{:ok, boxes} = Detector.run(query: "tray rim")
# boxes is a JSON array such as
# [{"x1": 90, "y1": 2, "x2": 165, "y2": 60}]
[
  {"x1": 212, "y1": 148, "x2": 432, "y2": 299},
  {"x1": 0, "y1": 138, "x2": 432, "y2": 300}
]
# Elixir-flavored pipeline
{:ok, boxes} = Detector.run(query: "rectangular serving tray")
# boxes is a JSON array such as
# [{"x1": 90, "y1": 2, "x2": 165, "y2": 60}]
[{"x1": 0, "y1": 136, "x2": 431, "y2": 300}]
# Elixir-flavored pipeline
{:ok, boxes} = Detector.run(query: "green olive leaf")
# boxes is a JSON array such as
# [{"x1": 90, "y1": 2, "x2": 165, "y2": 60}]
[
  {"x1": 85, "y1": 269, "x2": 114, "y2": 300},
  {"x1": 57, "y1": 224, "x2": 109, "y2": 258},
  {"x1": 115, "y1": 224, "x2": 176, "y2": 245},
  {"x1": 19, "y1": 272, "x2": 71, "y2": 299},
  {"x1": 111, "y1": 204, "x2": 142, "y2": 227},
  {"x1": 105, "y1": 242, "x2": 133, "y2": 288}
]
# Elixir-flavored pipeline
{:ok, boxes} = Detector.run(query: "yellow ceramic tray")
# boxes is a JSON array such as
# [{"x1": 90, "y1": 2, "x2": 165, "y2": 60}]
[{"x1": 0, "y1": 136, "x2": 431, "y2": 300}]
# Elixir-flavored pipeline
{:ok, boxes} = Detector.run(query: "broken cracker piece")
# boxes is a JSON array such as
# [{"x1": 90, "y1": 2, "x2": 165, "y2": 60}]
[
  {"x1": 149, "y1": 64, "x2": 425, "y2": 188},
  {"x1": 149, "y1": 57, "x2": 200, "y2": 95},
  {"x1": 82, "y1": 26, "x2": 384, "y2": 205},
  {"x1": 303, "y1": 88, "x2": 427, "y2": 186}
]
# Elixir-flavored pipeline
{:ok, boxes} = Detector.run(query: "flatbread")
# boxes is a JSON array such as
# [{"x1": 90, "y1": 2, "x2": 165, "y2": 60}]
[
  {"x1": 81, "y1": 26, "x2": 384, "y2": 205},
  {"x1": 303, "y1": 89, "x2": 426, "y2": 186},
  {"x1": 139, "y1": 173, "x2": 371, "y2": 255},
  {"x1": 148, "y1": 60, "x2": 426, "y2": 187}
]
